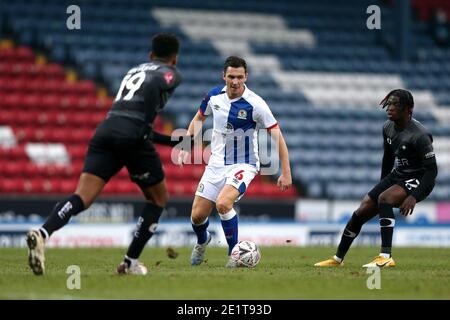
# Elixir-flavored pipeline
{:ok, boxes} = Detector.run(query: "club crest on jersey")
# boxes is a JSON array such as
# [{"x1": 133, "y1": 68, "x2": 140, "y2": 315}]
[
  {"x1": 237, "y1": 109, "x2": 247, "y2": 119},
  {"x1": 164, "y1": 71, "x2": 174, "y2": 84}
]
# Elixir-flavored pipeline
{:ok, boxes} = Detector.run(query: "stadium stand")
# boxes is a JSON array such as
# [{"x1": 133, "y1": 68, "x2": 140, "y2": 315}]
[{"x1": 1, "y1": 0, "x2": 449, "y2": 201}]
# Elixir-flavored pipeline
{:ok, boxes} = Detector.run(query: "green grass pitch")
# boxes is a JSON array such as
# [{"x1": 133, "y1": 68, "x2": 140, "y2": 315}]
[{"x1": 1, "y1": 246, "x2": 449, "y2": 299}]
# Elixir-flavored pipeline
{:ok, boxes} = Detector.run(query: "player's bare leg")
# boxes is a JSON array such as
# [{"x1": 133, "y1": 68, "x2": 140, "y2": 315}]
[
  {"x1": 190, "y1": 195, "x2": 214, "y2": 265},
  {"x1": 216, "y1": 185, "x2": 241, "y2": 267},
  {"x1": 117, "y1": 179, "x2": 168, "y2": 275},
  {"x1": 363, "y1": 185, "x2": 407, "y2": 268},
  {"x1": 315, "y1": 195, "x2": 378, "y2": 267},
  {"x1": 27, "y1": 173, "x2": 105, "y2": 275}
]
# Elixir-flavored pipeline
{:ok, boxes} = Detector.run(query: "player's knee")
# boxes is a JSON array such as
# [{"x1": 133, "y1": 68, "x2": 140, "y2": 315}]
[
  {"x1": 191, "y1": 203, "x2": 210, "y2": 224},
  {"x1": 191, "y1": 213, "x2": 206, "y2": 225},
  {"x1": 155, "y1": 192, "x2": 169, "y2": 207},
  {"x1": 216, "y1": 201, "x2": 232, "y2": 215},
  {"x1": 145, "y1": 191, "x2": 169, "y2": 207},
  {"x1": 378, "y1": 192, "x2": 393, "y2": 205}
]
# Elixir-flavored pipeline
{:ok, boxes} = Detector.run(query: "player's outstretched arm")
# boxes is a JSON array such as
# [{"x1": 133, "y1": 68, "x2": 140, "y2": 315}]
[
  {"x1": 269, "y1": 126, "x2": 292, "y2": 191},
  {"x1": 177, "y1": 111, "x2": 207, "y2": 165},
  {"x1": 152, "y1": 131, "x2": 186, "y2": 147},
  {"x1": 186, "y1": 110, "x2": 207, "y2": 137}
]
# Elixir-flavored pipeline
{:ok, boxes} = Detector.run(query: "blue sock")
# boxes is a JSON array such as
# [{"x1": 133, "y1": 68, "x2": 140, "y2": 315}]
[
  {"x1": 220, "y1": 209, "x2": 238, "y2": 255},
  {"x1": 192, "y1": 218, "x2": 209, "y2": 244}
]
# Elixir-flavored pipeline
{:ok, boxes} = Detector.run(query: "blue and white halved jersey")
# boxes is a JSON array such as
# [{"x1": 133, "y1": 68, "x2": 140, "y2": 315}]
[{"x1": 199, "y1": 85, "x2": 277, "y2": 169}]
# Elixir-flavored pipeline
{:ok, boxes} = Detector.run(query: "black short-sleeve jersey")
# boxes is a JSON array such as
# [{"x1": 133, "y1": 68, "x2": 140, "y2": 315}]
[
  {"x1": 383, "y1": 118, "x2": 436, "y2": 177},
  {"x1": 107, "y1": 60, "x2": 182, "y2": 134}
]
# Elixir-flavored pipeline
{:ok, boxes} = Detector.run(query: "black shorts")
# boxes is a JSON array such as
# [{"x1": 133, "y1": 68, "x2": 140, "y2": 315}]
[
  {"x1": 83, "y1": 117, "x2": 164, "y2": 189},
  {"x1": 368, "y1": 172, "x2": 433, "y2": 203}
]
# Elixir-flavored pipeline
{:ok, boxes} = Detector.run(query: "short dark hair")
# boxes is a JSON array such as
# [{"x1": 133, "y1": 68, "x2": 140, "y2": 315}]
[
  {"x1": 223, "y1": 56, "x2": 247, "y2": 74},
  {"x1": 380, "y1": 89, "x2": 414, "y2": 111},
  {"x1": 152, "y1": 33, "x2": 180, "y2": 59}
]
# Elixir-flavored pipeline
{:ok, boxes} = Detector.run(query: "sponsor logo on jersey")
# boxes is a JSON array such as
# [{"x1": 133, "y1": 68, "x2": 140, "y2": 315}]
[
  {"x1": 395, "y1": 158, "x2": 409, "y2": 167},
  {"x1": 387, "y1": 138, "x2": 392, "y2": 144},
  {"x1": 213, "y1": 104, "x2": 220, "y2": 110},
  {"x1": 197, "y1": 183, "x2": 204, "y2": 193},
  {"x1": 237, "y1": 109, "x2": 247, "y2": 119},
  {"x1": 164, "y1": 71, "x2": 174, "y2": 84}
]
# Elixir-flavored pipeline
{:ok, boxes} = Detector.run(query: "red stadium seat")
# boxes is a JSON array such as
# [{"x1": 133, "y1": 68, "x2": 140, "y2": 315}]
[
  {"x1": 23, "y1": 163, "x2": 40, "y2": 177},
  {"x1": 9, "y1": 145, "x2": 27, "y2": 160},
  {"x1": 0, "y1": 179, "x2": 25, "y2": 193},
  {"x1": 22, "y1": 94, "x2": 42, "y2": 109},
  {"x1": 42, "y1": 64, "x2": 64, "y2": 78},
  {"x1": 40, "y1": 95, "x2": 62, "y2": 110},
  {"x1": 60, "y1": 95, "x2": 81, "y2": 109},
  {"x1": 155, "y1": 146, "x2": 173, "y2": 162},
  {"x1": 71, "y1": 161, "x2": 84, "y2": 175},
  {"x1": 59, "y1": 179, "x2": 78, "y2": 194},
  {"x1": 114, "y1": 181, "x2": 140, "y2": 194},
  {"x1": 66, "y1": 145, "x2": 87, "y2": 160},
  {"x1": 101, "y1": 181, "x2": 118, "y2": 194},
  {"x1": 2, "y1": 161, "x2": 25, "y2": 177},
  {"x1": 168, "y1": 182, "x2": 186, "y2": 196},
  {"x1": 3, "y1": 93, "x2": 22, "y2": 109}
]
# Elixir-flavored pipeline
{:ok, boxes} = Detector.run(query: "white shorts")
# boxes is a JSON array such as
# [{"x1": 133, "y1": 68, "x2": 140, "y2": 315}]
[{"x1": 195, "y1": 163, "x2": 258, "y2": 202}]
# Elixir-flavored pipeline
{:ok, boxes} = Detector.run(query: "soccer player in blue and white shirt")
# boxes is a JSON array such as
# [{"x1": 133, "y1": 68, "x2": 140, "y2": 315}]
[{"x1": 178, "y1": 56, "x2": 292, "y2": 267}]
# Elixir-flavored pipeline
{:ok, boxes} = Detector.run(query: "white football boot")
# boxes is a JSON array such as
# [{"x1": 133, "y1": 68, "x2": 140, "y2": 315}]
[
  {"x1": 190, "y1": 232, "x2": 212, "y2": 266},
  {"x1": 225, "y1": 257, "x2": 239, "y2": 268},
  {"x1": 26, "y1": 230, "x2": 46, "y2": 275},
  {"x1": 116, "y1": 260, "x2": 148, "y2": 275}
]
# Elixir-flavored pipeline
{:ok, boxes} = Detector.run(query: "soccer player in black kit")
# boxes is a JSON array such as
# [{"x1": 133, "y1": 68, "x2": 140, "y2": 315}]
[
  {"x1": 315, "y1": 89, "x2": 437, "y2": 268},
  {"x1": 26, "y1": 33, "x2": 182, "y2": 275}
]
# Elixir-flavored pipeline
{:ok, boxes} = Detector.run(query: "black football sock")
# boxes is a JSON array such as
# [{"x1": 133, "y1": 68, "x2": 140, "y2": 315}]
[
  {"x1": 192, "y1": 218, "x2": 210, "y2": 244},
  {"x1": 123, "y1": 256, "x2": 133, "y2": 268},
  {"x1": 126, "y1": 202, "x2": 163, "y2": 259},
  {"x1": 336, "y1": 212, "x2": 370, "y2": 260},
  {"x1": 41, "y1": 194, "x2": 85, "y2": 238},
  {"x1": 379, "y1": 202, "x2": 395, "y2": 256}
]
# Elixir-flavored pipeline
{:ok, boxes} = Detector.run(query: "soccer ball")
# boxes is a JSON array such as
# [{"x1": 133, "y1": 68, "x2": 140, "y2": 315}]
[{"x1": 230, "y1": 240, "x2": 261, "y2": 268}]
